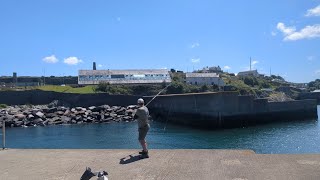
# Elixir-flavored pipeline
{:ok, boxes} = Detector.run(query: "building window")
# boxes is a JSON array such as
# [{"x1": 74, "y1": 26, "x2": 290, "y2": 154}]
[{"x1": 111, "y1": 74, "x2": 125, "y2": 79}]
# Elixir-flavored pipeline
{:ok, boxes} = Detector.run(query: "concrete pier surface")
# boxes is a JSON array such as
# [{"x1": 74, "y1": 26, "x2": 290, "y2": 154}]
[{"x1": 1, "y1": 149, "x2": 320, "y2": 180}]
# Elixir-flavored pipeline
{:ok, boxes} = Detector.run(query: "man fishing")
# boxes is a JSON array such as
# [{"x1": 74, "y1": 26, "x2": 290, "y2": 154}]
[{"x1": 134, "y1": 98, "x2": 150, "y2": 159}]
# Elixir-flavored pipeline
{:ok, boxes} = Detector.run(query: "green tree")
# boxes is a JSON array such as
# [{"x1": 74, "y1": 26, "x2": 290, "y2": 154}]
[
  {"x1": 166, "y1": 81, "x2": 185, "y2": 94},
  {"x1": 200, "y1": 84, "x2": 209, "y2": 92}
]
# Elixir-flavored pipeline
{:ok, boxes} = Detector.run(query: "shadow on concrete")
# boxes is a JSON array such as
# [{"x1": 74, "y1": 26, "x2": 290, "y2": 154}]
[{"x1": 119, "y1": 154, "x2": 142, "y2": 164}]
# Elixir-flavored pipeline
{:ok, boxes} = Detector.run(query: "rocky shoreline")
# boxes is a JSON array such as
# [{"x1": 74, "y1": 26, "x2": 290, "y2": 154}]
[{"x1": 0, "y1": 101, "x2": 137, "y2": 128}]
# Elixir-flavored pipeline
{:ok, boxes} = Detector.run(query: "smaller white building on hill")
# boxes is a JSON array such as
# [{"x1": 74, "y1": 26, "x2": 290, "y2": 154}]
[
  {"x1": 237, "y1": 70, "x2": 259, "y2": 77},
  {"x1": 186, "y1": 73, "x2": 225, "y2": 86}
]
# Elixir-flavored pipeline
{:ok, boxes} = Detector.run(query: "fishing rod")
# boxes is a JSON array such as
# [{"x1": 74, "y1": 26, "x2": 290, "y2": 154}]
[
  {"x1": 137, "y1": 83, "x2": 172, "y2": 131},
  {"x1": 145, "y1": 83, "x2": 171, "y2": 107}
]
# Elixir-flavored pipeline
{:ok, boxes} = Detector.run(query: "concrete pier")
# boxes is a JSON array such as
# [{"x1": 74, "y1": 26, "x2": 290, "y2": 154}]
[
  {"x1": 1, "y1": 149, "x2": 320, "y2": 180},
  {"x1": 147, "y1": 92, "x2": 318, "y2": 128}
]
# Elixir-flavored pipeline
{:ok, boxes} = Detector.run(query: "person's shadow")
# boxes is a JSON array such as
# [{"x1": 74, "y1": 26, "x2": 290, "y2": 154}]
[{"x1": 119, "y1": 154, "x2": 142, "y2": 164}]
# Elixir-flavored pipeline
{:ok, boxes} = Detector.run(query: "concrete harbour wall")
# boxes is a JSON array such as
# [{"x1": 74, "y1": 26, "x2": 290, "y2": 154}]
[
  {"x1": 298, "y1": 92, "x2": 320, "y2": 104},
  {"x1": 0, "y1": 90, "x2": 139, "y2": 107},
  {"x1": 0, "y1": 90, "x2": 317, "y2": 129},
  {"x1": 146, "y1": 92, "x2": 318, "y2": 128}
]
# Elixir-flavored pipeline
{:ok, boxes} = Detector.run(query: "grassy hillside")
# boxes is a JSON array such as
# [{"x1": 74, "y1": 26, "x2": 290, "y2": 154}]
[
  {"x1": 35, "y1": 85, "x2": 97, "y2": 94},
  {"x1": 0, "y1": 72, "x2": 293, "y2": 100}
]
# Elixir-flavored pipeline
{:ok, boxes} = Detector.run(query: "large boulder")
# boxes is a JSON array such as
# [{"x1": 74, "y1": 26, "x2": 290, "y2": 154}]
[
  {"x1": 125, "y1": 109, "x2": 134, "y2": 116},
  {"x1": 102, "y1": 117, "x2": 113, "y2": 122},
  {"x1": 45, "y1": 113, "x2": 57, "y2": 118},
  {"x1": 75, "y1": 116, "x2": 83, "y2": 121},
  {"x1": 35, "y1": 112, "x2": 44, "y2": 118},
  {"x1": 33, "y1": 118, "x2": 44, "y2": 124},
  {"x1": 61, "y1": 116, "x2": 71, "y2": 124},
  {"x1": 53, "y1": 120, "x2": 63, "y2": 125},
  {"x1": 57, "y1": 106, "x2": 68, "y2": 112},
  {"x1": 75, "y1": 107, "x2": 83, "y2": 111},
  {"x1": 8, "y1": 110, "x2": 18, "y2": 115},
  {"x1": 88, "y1": 106, "x2": 96, "y2": 111},
  {"x1": 64, "y1": 110, "x2": 71, "y2": 116},
  {"x1": 127, "y1": 105, "x2": 137, "y2": 109},
  {"x1": 99, "y1": 105, "x2": 110, "y2": 110},
  {"x1": 56, "y1": 111, "x2": 65, "y2": 116},
  {"x1": 52, "y1": 117, "x2": 60, "y2": 122},
  {"x1": 110, "y1": 113, "x2": 117, "y2": 118},
  {"x1": 116, "y1": 107, "x2": 126, "y2": 115},
  {"x1": 5, "y1": 114, "x2": 14, "y2": 121},
  {"x1": 45, "y1": 107, "x2": 58, "y2": 113},
  {"x1": 14, "y1": 120, "x2": 24, "y2": 127},
  {"x1": 15, "y1": 114, "x2": 26, "y2": 120},
  {"x1": 48, "y1": 100, "x2": 60, "y2": 108}
]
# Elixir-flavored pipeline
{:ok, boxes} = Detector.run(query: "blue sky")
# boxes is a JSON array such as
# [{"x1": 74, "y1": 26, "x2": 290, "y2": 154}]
[{"x1": 1, "y1": 0, "x2": 320, "y2": 82}]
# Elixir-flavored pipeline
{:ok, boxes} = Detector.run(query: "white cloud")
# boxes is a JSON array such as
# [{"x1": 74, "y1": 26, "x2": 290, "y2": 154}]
[
  {"x1": 306, "y1": 5, "x2": 320, "y2": 17},
  {"x1": 271, "y1": 31, "x2": 277, "y2": 36},
  {"x1": 277, "y1": 22, "x2": 320, "y2": 41},
  {"x1": 98, "y1": 64, "x2": 103, "y2": 68},
  {"x1": 252, "y1": 60, "x2": 258, "y2": 65},
  {"x1": 190, "y1": 42, "x2": 200, "y2": 48},
  {"x1": 223, "y1": 66, "x2": 231, "y2": 70},
  {"x1": 191, "y1": 58, "x2": 200, "y2": 63},
  {"x1": 63, "y1": 57, "x2": 83, "y2": 65},
  {"x1": 243, "y1": 60, "x2": 259, "y2": 71},
  {"x1": 42, "y1": 55, "x2": 58, "y2": 63},
  {"x1": 277, "y1": 22, "x2": 296, "y2": 35},
  {"x1": 285, "y1": 25, "x2": 320, "y2": 41}
]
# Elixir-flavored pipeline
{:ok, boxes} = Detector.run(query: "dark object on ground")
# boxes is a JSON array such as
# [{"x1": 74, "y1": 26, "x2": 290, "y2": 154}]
[{"x1": 80, "y1": 167, "x2": 108, "y2": 180}]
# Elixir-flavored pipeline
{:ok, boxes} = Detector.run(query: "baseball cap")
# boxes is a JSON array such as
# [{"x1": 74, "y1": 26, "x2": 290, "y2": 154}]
[{"x1": 137, "y1": 98, "x2": 144, "y2": 104}]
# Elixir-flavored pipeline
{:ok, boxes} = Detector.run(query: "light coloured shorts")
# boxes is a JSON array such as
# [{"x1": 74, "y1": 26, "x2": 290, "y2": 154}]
[{"x1": 138, "y1": 124, "x2": 150, "y2": 140}]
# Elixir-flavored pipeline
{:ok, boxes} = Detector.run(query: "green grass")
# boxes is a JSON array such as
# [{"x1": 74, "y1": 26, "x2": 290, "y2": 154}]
[
  {"x1": 0, "y1": 104, "x2": 7, "y2": 108},
  {"x1": 35, "y1": 85, "x2": 97, "y2": 94}
]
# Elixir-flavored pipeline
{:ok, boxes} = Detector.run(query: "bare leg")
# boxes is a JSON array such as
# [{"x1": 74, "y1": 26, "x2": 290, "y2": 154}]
[{"x1": 139, "y1": 140, "x2": 148, "y2": 152}]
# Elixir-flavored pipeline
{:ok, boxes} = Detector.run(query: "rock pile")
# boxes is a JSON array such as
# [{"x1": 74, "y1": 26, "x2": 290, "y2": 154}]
[{"x1": 0, "y1": 104, "x2": 137, "y2": 128}]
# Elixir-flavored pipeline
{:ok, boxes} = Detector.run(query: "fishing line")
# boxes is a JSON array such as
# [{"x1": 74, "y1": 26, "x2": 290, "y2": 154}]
[{"x1": 145, "y1": 83, "x2": 171, "y2": 107}]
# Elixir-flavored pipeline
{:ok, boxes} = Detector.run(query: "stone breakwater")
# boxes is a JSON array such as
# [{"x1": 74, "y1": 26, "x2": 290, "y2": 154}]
[{"x1": 0, "y1": 103, "x2": 137, "y2": 128}]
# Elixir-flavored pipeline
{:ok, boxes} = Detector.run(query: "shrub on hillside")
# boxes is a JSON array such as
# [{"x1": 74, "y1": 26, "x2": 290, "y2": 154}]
[
  {"x1": 0, "y1": 104, "x2": 7, "y2": 108},
  {"x1": 166, "y1": 81, "x2": 185, "y2": 94}
]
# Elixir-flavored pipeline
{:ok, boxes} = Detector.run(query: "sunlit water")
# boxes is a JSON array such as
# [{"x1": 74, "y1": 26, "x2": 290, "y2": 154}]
[{"x1": 1, "y1": 106, "x2": 319, "y2": 154}]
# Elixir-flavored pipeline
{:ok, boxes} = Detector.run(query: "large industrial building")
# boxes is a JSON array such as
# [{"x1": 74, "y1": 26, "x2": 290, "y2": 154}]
[{"x1": 78, "y1": 69, "x2": 171, "y2": 85}]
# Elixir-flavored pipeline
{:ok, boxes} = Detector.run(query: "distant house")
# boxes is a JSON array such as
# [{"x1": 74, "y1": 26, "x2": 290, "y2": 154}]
[
  {"x1": 78, "y1": 69, "x2": 171, "y2": 85},
  {"x1": 290, "y1": 83, "x2": 308, "y2": 89},
  {"x1": 199, "y1": 66, "x2": 223, "y2": 74},
  {"x1": 185, "y1": 73, "x2": 225, "y2": 86},
  {"x1": 237, "y1": 70, "x2": 259, "y2": 77}
]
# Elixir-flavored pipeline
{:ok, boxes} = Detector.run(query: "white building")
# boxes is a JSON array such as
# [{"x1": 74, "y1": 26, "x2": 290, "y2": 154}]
[
  {"x1": 237, "y1": 70, "x2": 259, "y2": 77},
  {"x1": 185, "y1": 73, "x2": 225, "y2": 86},
  {"x1": 78, "y1": 69, "x2": 171, "y2": 85},
  {"x1": 199, "y1": 66, "x2": 223, "y2": 73}
]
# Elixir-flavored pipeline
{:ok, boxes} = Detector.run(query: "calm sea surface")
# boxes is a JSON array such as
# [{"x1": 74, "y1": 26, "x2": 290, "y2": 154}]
[{"x1": 1, "y1": 106, "x2": 319, "y2": 154}]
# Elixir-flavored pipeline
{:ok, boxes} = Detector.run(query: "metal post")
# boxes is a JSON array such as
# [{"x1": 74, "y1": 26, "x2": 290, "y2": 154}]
[{"x1": 2, "y1": 119, "x2": 5, "y2": 149}]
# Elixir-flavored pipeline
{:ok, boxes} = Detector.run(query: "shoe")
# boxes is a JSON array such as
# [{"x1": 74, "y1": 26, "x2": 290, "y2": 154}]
[
  {"x1": 139, "y1": 150, "x2": 148, "y2": 155},
  {"x1": 139, "y1": 153, "x2": 149, "y2": 159}
]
